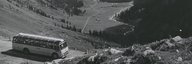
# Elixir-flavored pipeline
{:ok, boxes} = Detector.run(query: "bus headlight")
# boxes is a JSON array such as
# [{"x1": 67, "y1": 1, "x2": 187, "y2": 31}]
[{"x1": 63, "y1": 51, "x2": 68, "y2": 56}]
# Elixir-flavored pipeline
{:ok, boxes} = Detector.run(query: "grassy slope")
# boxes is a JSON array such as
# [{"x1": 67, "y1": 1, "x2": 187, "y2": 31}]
[
  {"x1": 0, "y1": 0, "x2": 121, "y2": 52},
  {"x1": 68, "y1": 2, "x2": 132, "y2": 32}
]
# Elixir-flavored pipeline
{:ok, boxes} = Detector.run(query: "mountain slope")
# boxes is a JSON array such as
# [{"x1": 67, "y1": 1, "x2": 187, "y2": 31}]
[
  {"x1": 114, "y1": 0, "x2": 192, "y2": 43},
  {"x1": 0, "y1": 0, "x2": 120, "y2": 51}
]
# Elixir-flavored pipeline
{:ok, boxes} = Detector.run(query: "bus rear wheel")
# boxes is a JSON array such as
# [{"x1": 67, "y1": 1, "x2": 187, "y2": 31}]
[
  {"x1": 23, "y1": 48, "x2": 30, "y2": 54},
  {"x1": 52, "y1": 53, "x2": 59, "y2": 59}
]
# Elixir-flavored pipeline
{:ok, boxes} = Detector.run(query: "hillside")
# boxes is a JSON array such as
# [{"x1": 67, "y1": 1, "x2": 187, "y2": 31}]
[
  {"x1": 113, "y1": 0, "x2": 192, "y2": 43},
  {"x1": 5, "y1": 0, "x2": 133, "y2": 33},
  {"x1": 0, "y1": 0, "x2": 136, "y2": 50},
  {"x1": 1, "y1": 0, "x2": 192, "y2": 64},
  {"x1": 0, "y1": 0, "x2": 124, "y2": 52},
  {"x1": 0, "y1": 0, "x2": 135, "y2": 64}
]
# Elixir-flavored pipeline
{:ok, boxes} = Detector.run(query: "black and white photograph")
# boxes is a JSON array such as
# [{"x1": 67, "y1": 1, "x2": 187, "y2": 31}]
[{"x1": 0, "y1": 0, "x2": 191, "y2": 64}]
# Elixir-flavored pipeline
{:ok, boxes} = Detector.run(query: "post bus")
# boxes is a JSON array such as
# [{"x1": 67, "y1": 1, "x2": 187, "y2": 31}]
[{"x1": 12, "y1": 33, "x2": 69, "y2": 59}]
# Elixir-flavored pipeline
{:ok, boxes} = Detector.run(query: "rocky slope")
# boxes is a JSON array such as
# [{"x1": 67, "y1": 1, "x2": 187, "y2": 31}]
[{"x1": 59, "y1": 36, "x2": 192, "y2": 64}]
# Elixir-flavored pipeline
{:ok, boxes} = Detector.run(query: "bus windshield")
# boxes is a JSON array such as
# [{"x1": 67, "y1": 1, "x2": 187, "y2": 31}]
[{"x1": 60, "y1": 42, "x2": 67, "y2": 49}]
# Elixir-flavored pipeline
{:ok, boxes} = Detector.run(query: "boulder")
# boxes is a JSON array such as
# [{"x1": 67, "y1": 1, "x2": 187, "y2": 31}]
[
  {"x1": 143, "y1": 47, "x2": 155, "y2": 57},
  {"x1": 165, "y1": 40, "x2": 175, "y2": 48},
  {"x1": 77, "y1": 53, "x2": 108, "y2": 64},
  {"x1": 131, "y1": 53, "x2": 161, "y2": 64},
  {"x1": 171, "y1": 36, "x2": 183, "y2": 44},
  {"x1": 112, "y1": 56, "x2": 132, "y2": 64},
  {"x1": 177, "y1": 57, "x2": 183, "y2": 62},
  {"x1": 106, "y1": 48, "x2": 123, "y2": 55},
  {"x1": 122, "y1": 46, "x2": 135, "y2": 56}
]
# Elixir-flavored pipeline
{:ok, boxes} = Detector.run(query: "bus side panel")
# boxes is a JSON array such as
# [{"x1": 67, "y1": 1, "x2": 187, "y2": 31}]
[
  {"x1": 13, "y1": 43, "x2": 38, "y2": 54},
  {"x1": 13, "y1": 43, "x2": 56, "y2": 57},
  {"x1": 38, "y1": 48, "x2": 55, "y2": 56},
  {"x1": 12, "y1": 43, "x2": 23, "y2": 51},
  {"x1": 26, "y1": 44, "x2": 40, "y2": 54}
]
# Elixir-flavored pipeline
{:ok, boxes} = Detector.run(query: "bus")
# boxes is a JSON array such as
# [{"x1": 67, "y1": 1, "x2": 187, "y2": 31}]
[{"x1": 12, "y1": 33, "x2": 69, "y2": 59}]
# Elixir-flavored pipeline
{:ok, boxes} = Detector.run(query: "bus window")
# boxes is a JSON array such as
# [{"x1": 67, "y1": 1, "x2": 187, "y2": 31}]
[
  {"x1": 54, "y1": 46, "x2": 60, "y2": 50},
  {"x1": 33, "y1": 41, "x2": 40, "y2": 46},
  {"x1": 50, "y1": 45, "x2": 54, "y2": 49},
  {"x1": 13, "y1": 37, "x2": 17, "y2": 43},
  {"x1": 60, "y1": 42, "x2": 67, "y2": 49},
  {"x1": 28, "y1": 40, "x2": 33, "y2": 45}
]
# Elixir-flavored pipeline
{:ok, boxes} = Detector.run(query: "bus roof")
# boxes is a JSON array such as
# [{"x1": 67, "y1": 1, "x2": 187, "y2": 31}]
[{"x1": 16, "y1": 33, "x2": 64, "y2": 42}]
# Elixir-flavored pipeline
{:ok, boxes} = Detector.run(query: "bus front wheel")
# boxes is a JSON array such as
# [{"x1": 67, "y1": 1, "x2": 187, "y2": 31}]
[
  {"x1": 52, "y1": 53, "x2": 59, "y2": 59},
  {"x1": 23, "y1": 48, "x2": 30, "y2": 54}
]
